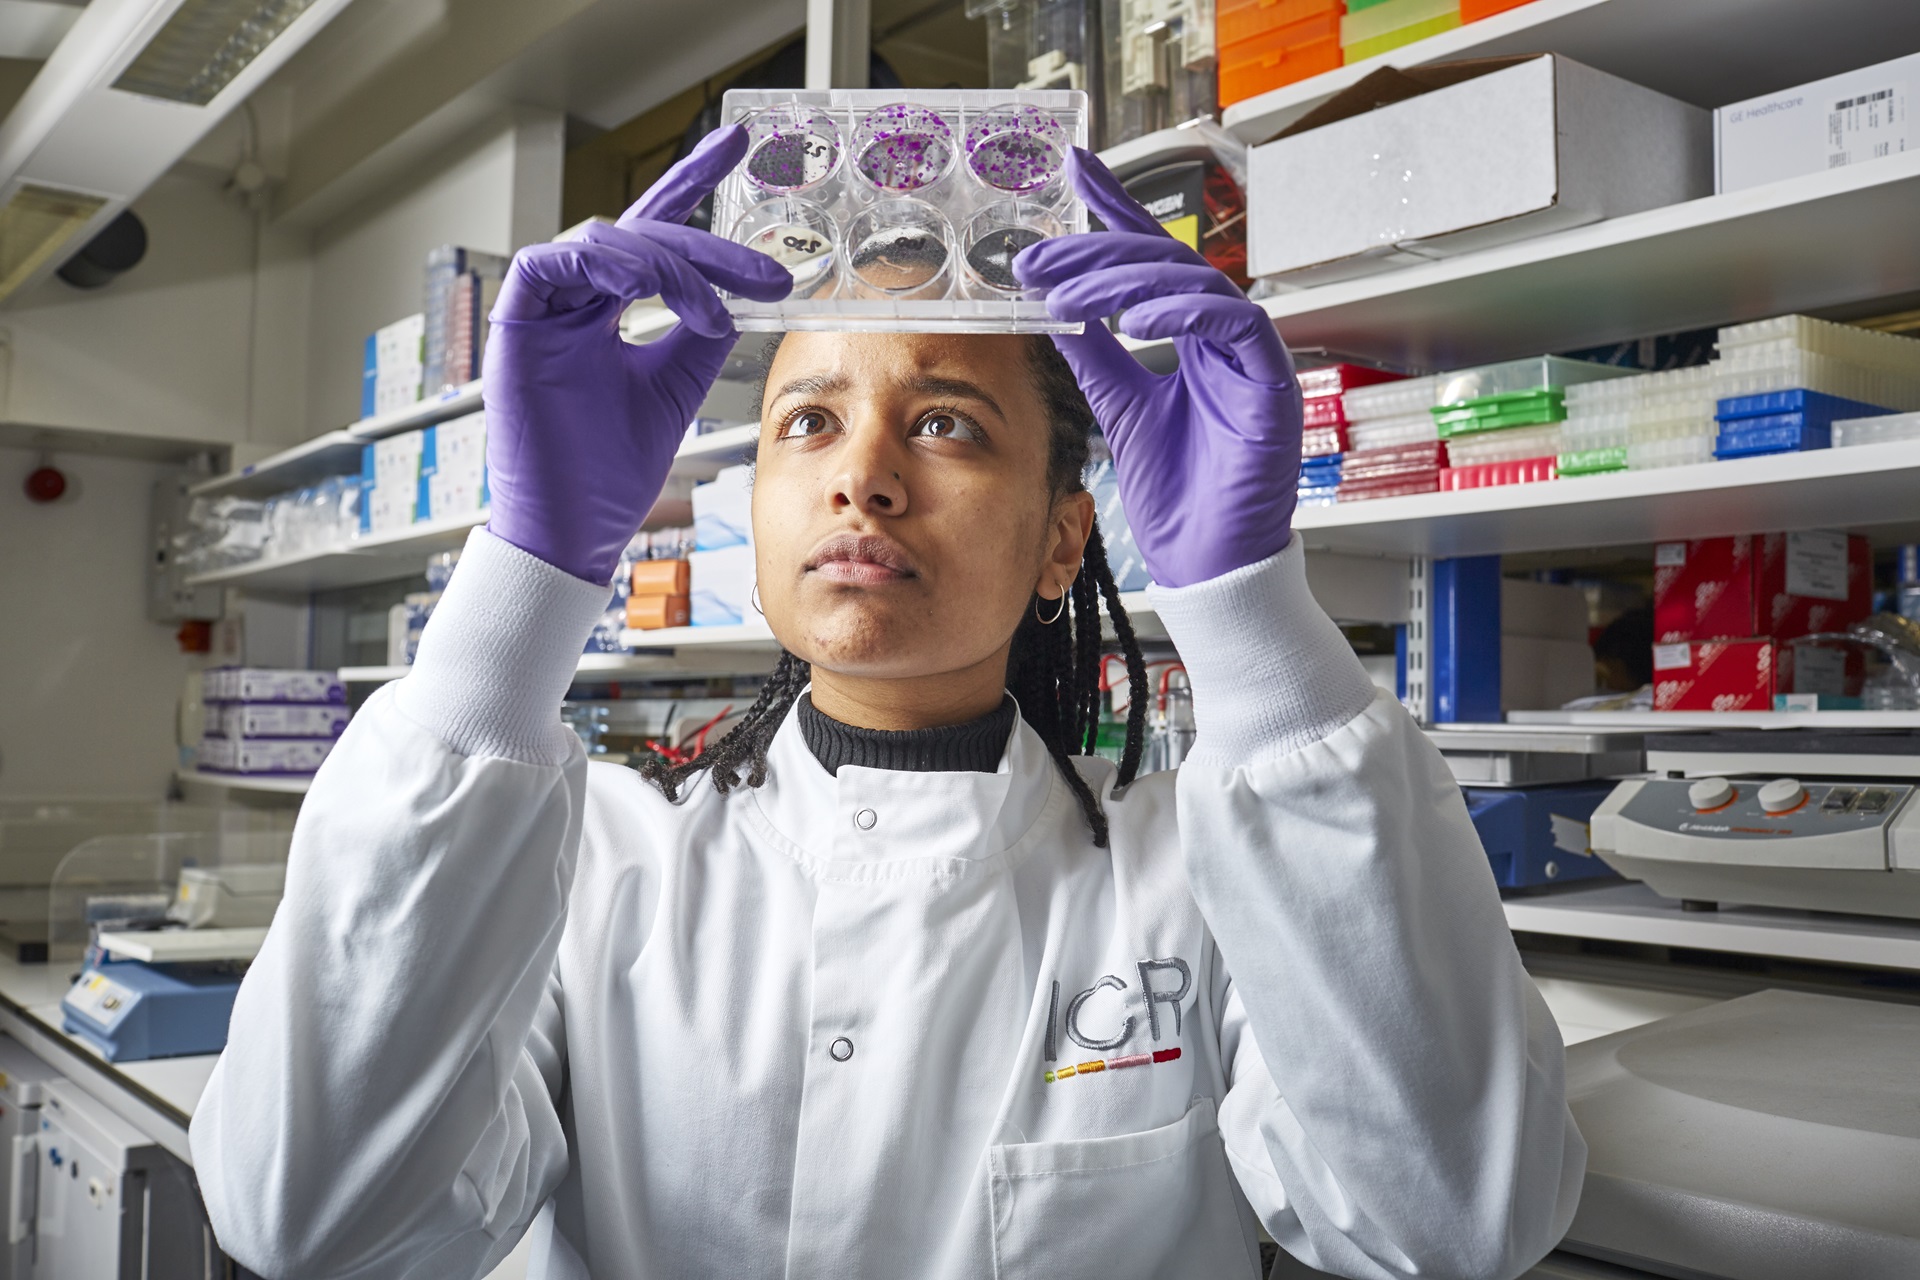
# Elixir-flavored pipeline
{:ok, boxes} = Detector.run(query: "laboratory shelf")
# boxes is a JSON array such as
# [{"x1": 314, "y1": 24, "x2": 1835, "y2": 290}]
[
  {"x1": 1504, "y1": 882, "x2": 1920, "y2": 974},
  {"x1": 1221, "y1": 0, "x2": 1920, "y2": 145},
  {"x1": 192, "y1": 383, "x2": 482, "y2": 501},
  {"x1": 183, "y1": 511, "x2": 489, "y2": 593},
  {"x1": 340, "y1": 648, "x2": 778, "y2": 687},
  {"x1": 1507, "y1": 709, "x2": 1920, "y2": 730},
  {"x1": 185, "y1": 426, "x2": 761, "y2": 594},
  {"x1": 173, "y1": 769, "x2": 313, "y2": 796},
  {"x1": 1292, "y1": 439, "x2": 1920, "y2": 558},
  {"x1": 1258, "y1": 149, "x2": 1920, "y2": 371}
]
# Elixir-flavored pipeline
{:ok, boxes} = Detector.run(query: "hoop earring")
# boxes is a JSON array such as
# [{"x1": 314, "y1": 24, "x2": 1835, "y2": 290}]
[
  {"x1": 751, "y1": 584, "x2": 764, "y2": 616},
  {"x1": 1034, "y1": 591, "x2": 1066, "y2": 625}
]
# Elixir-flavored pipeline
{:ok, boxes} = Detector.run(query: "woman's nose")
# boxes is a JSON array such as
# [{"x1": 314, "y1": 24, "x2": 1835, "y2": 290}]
[{"x1": 828, "y1": 427, "x2": 909, "y2": 516}]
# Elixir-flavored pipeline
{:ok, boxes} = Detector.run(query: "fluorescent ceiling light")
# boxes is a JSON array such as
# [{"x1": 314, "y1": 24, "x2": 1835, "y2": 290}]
[
  {"x1": 113, "y1": 0, "x2": 320, "y2": 106},
  {"x1": 0, "y1": 182, "x2": 105, "y2": 297}
]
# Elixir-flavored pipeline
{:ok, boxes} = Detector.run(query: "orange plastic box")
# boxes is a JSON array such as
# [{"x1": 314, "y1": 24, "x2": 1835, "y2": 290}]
[
  {"x1": 1220, "y1": 28, "x2": 1343, "y2": 105},
  {"x1": 1462, "y1": 0, "x2": 1535, "y2": 19},
  {"x1": 1218, "y1": 0, "x2": 1343, "y2": 47},
  {"x1": 626, "y1": 594, "x2": 692, "y2": 630}
]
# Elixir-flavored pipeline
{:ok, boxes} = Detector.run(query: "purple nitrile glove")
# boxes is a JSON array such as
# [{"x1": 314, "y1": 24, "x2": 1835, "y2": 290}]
[
  {"x1": 482, "y1": 125, "x2": 791, "y2": 584},
  {"x1": 1014, "y1": 148, "x2": 1302, "y2": 589}
]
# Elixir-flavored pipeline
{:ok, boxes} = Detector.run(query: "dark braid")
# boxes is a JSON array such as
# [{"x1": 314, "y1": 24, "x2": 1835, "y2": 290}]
[{"x1": 644, "y1": 337, "x2": 1151, "y2": 845}]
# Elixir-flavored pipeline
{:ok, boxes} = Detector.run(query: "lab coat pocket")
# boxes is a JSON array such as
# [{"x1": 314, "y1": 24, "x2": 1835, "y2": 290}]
[{"x1": 989, "y1": 1097, "x2": 1259, "y2": 1279}]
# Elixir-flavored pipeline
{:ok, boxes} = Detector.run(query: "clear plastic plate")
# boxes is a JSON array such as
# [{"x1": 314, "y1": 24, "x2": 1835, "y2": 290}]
[{"x1": 714, "y1": 88, "x2": 1089, "y2": 333}]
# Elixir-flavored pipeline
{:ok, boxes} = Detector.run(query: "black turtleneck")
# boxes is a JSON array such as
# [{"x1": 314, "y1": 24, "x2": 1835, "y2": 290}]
[{"x1": 797, "y1": 693, "x2": 1016, "y2": 776}]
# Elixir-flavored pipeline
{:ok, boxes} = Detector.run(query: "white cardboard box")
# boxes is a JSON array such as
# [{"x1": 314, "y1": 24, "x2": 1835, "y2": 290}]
[
  {"x1": 1247, "y1": 55, "x2": 1712, "y2": 283},
  {"x1": 1715, "y1": 52, "x2": 1918, "y2": 194}
]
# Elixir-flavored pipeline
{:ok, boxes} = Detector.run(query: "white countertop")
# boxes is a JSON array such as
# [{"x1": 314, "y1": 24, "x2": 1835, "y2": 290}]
[{"x1": 0, "y1": 951, "x2": 216, "y2": 1161}]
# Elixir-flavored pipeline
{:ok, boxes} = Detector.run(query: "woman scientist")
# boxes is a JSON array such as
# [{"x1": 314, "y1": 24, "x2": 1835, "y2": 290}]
[{"x1": 192, "y1": 126, "x2": 1584, "y2": 1279}]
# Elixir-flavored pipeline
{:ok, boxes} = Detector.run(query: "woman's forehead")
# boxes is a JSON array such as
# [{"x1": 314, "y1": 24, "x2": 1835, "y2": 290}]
[{"x1": 765, "y1": 331, "x2": 1035, "y2": 405}]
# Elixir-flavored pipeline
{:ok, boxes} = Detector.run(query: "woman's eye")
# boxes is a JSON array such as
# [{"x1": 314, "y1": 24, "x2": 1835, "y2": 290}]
[
  {"x1": 781, "y1": 409, "x2": 834, "y2": 438},
  {"x1": 914, "y1": 412, "x2": 979, "y2": 442}
]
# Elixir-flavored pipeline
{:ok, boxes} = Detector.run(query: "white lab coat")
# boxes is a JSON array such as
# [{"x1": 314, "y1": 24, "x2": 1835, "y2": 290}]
[{"x1": 191, "y1": 529, "x2": 1584, "y2": 1280}]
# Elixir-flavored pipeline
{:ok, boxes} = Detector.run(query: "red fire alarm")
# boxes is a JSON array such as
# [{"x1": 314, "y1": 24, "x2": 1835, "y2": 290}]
[{"x1": 24, "y1": 465, "x2": 66, "y2": 503}]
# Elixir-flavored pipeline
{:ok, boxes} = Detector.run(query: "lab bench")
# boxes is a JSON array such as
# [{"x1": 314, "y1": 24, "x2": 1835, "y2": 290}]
[{"x1": 0, "y1": 953, "x2": 210, "y2": 1165}]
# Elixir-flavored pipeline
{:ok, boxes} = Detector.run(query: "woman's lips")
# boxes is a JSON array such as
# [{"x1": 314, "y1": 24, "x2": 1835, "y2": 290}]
[
  {"x1": 805, "y1": 534, "x2": 917, "y2": 585},
  {"x1": 811, "y1": 558, "x2": 909, "y2": 585}
]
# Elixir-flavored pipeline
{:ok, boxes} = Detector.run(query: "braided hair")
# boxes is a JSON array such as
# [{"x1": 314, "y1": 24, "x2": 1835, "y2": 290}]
[{"x1": 640, "y1": 337, "x2": 1151, "y2": 846}]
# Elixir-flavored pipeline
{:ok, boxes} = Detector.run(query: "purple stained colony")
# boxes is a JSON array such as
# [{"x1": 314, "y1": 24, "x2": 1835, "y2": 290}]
[
  {"x1": 966, "y1": 105, "x2": 1066, "y2": 194},
  {"x1": 854, "y1": 104, "x2": 954, "y2": 193},
  {"x1": 745, "y1": 126, "x2": 838, "y2": 192}
]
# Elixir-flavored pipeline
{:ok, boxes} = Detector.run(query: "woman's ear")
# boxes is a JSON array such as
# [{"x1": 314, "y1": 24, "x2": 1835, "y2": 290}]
[{"x1": 1039, "y1": 490, "x2": 1096, "y2": 596}]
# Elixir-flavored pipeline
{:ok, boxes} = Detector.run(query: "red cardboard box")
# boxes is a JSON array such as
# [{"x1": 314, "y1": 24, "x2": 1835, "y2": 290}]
[
  {"x1": 1757, "y1": 531, "x2": 1871, "y2": 640},
  {"x1": 1655, "y1": 532, "x2": 1871, "y2": 644},
  {"x1": 1653, "y1": 637, "x2": 1773, "y2": 712},
  {"x1": 1653, "y1": 536, "x2": 1755, "y2": 644}
]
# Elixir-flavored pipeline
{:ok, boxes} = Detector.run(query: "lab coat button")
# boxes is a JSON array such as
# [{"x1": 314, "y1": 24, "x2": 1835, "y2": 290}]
[
  {"x1": 829, "y1": 1036, "x2": 854, "y2": 1061},
  {"x1": 853, "y1": 807, "x2": 877, "y2": 830}
]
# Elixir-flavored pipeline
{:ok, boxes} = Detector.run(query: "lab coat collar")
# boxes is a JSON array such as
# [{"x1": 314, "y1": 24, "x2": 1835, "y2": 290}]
[{"x1": 746, "y1": 693, "x2": 1062, "y2": 876}]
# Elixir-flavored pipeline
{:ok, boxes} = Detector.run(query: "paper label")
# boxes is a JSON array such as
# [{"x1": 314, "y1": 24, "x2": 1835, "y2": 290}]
[
  {"x1": 1790, "y1": 644, "x2": 1847, "y2": 695},
  {"x1": 65, "y1": 971, "x2": 134, "y2": 1025},
  {"x1": 1652, "y1": 642, "x2": 1692, "y2": 672},
  {"x1": 1828, "y1": 84, "x2": 1907, "y2": 169},
  {"x1": 1549, "y1": 814, "x2": 1592, "y2": 858},
  {"x1": 1654, "y1": 542, "x2": 1686, "y2": 567},
  {"x1": 1784, "y1": 530, "x2": 1850, "y2": 600}
]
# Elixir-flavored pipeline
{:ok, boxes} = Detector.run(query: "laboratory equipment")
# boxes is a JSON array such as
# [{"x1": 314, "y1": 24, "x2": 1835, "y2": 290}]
[
  {"x1": 1590, "y1": 728, "x2": 1920, "y2": 918},
  {"x1": 29, "y1": 1081, "x2": 214, "y2": 1277},
  {"x1": 1559, "y1": 990, "x2": 1920, "y2": 1279},
  {"x1": 0, "y1": 1036, "x2": 59, "y2": 1280},
  {"x1": 968, "y1": 0, "x2": 1097, "y2": 99},
  {"x1": 61, "y1": 959, "x2": 246, "y2": 1062},
  {"x1": 1101, "y1": 0, "x2": 1215, "y2": 148},
  {"x1": 714, "y1": 89, "x2": 1089, "y2": 332},
  {"x1": 1425, "y1": 726, "x2": 1644, "y2": 787},
  {"x1": 1218, "y1": 0, "x2": 1341, "y2": 107},
  {"x1": 1462, "y1": 783, "x2": 1618, "y2": 890},
  {"x1": 1712, "y1": 389, "x2": 1889, "y2": 460}
]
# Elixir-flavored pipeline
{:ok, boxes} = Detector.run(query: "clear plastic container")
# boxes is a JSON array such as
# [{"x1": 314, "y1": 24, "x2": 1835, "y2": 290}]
[
  {"x1": 1444, "y1": 424, "x2": 1562, "y2": 466},
  {"x1": 1833, "y1": 411, "x2": 1920, "y2": 447},
  {"x1": 715, "y1": 89, "x2": 1089, "y2": 332},
  {"x1": 1344, "y1": 373, "x2": 1443, "y2": 422},
  {"x1": 1347, "y1": 414, "x2": 1439, "y2": 450},
  {"x1": 1434, "y1": 356, "x2": 1631, "y2": 408}
]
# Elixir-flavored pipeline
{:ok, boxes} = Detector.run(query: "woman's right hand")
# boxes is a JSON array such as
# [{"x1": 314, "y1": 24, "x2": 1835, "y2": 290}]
[{"x1": 482, "y1": 125, "x2": 791, "y2": 584}]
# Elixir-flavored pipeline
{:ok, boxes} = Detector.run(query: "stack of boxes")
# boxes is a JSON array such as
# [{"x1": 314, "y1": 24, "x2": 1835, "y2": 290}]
[
  {"x1": 423, "y1": 246, "x2": 509, "y2": 397},
  {"x1": 198, "y1": 669, "x2": 348, "y2": 776},
  {"x1": 362, "y1": 314, "x2": 424, "y2": 419},
  {"x1": 1337, "y1": 373, "x2": 1444, "y2": 501},
  {"x1": 359, "y1": 413, "x2": 490, "y2": 537},
  {"x1": 1651, "y1": 531, "x2": 1873, "y2": 711},
  {"x1": 1217, "y1": 0, "x2": 1343, "y2": 107},
  {"x1": 627, "y1": 553, "x2": 692, "y2": 632},
  {"x1": 1560, "y1": 365, "x2": 1719, "y2": 474},
  {"x1": 1713, "y1": 389, "x2": 1891, "y2": 460},
  {"x1": 1298, "y1": 363, "x2": 1404, "y2": 506},
  {"x1": 689, "y1": 465, "x2": 757, "y2": 627},
  {"x1": 1432, "y1": 357, "x2": 1629, "y2": 491},
  {"x1": 1711, "y1": 315, "x2": 1920, "y2": 457},
  {"x1": 1339, "y1": 0, "x2": 1458, "y2": 64}
]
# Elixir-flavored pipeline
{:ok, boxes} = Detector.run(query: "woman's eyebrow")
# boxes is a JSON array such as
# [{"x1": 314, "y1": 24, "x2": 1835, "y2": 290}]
[
  {"x1": 771, "y1": 373, "x2": 848, "y2": 401},
  {"x1": 907, "y1": 374, "x2": 1005, "y2": 420}
]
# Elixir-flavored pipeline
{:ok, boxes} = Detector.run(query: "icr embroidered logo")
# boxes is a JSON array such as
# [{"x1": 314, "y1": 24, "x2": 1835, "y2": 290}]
[{"x1": 1040, "y1": 957, "x2": 1189, "y2": 1085}]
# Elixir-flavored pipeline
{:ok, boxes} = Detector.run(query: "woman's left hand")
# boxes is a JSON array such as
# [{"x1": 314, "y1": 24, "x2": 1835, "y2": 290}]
[{"x1": 1015, "y1": 148, "x2": 1302, "y2": 589}]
